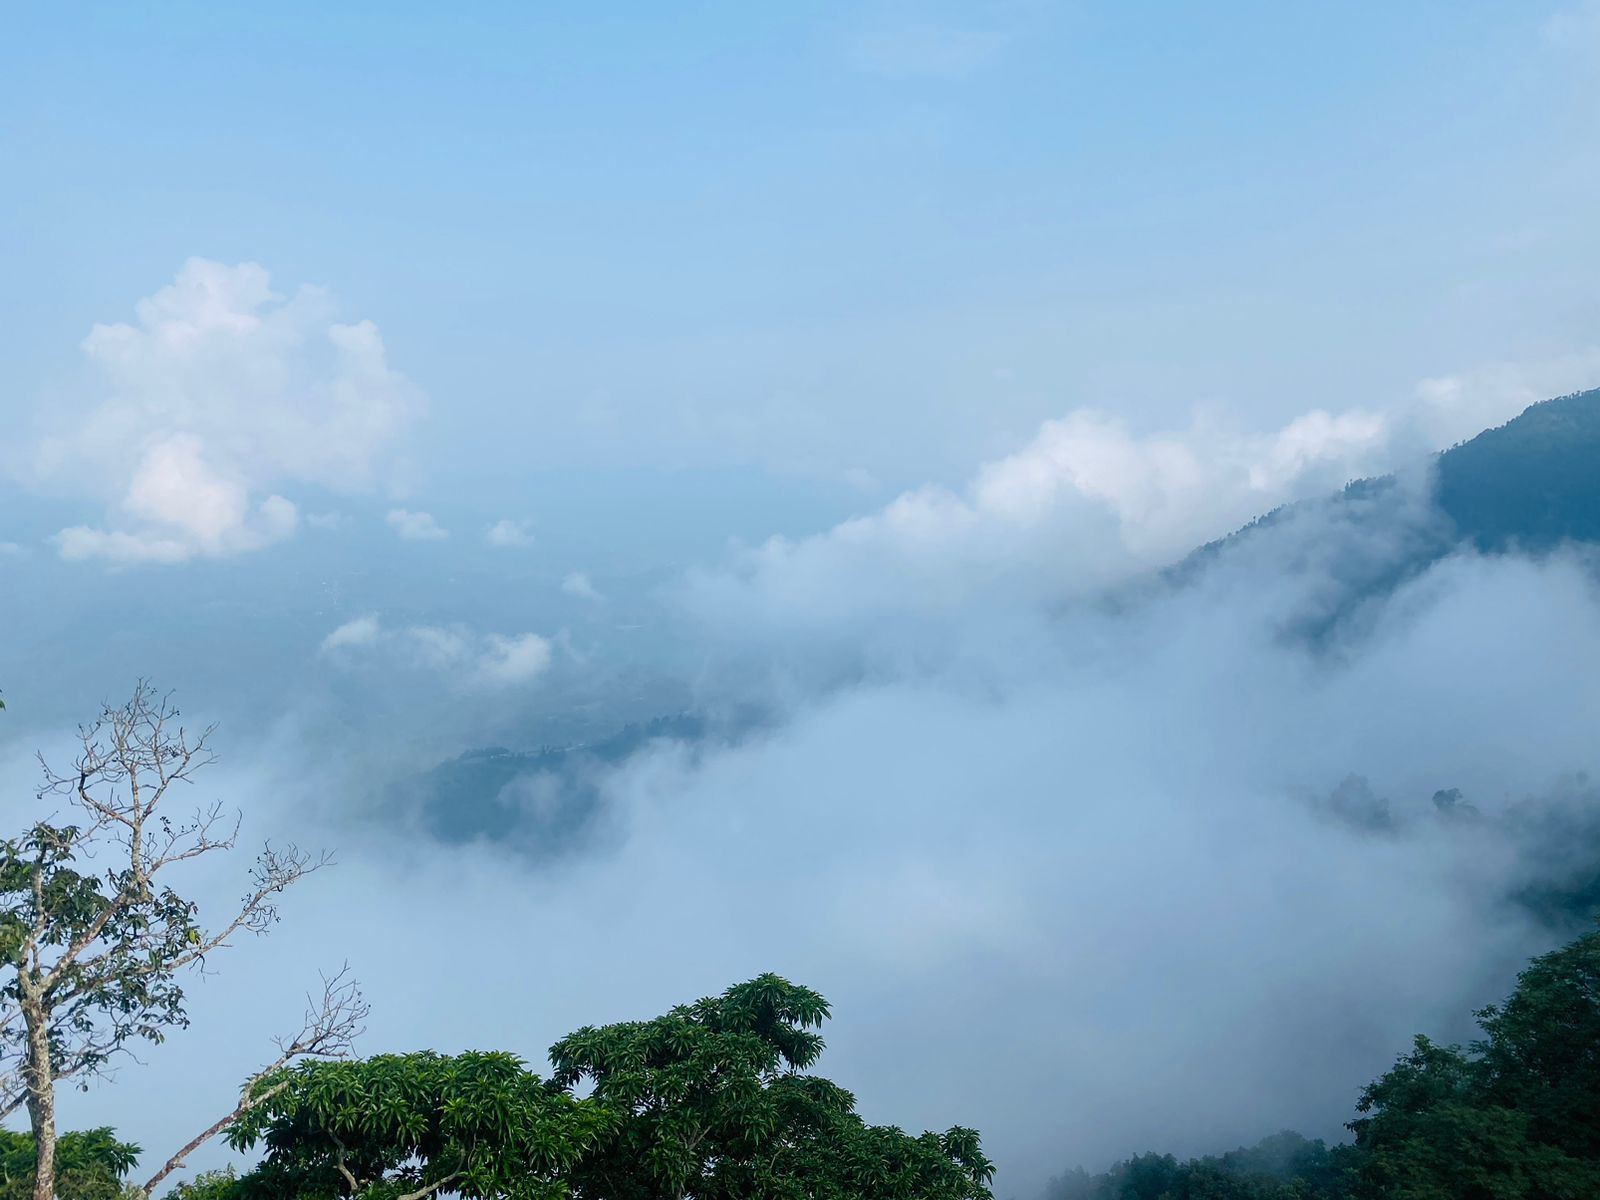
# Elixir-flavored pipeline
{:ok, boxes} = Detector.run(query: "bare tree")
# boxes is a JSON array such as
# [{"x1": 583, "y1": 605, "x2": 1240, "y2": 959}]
[
  {"x1": 0, "y1": 683, "x2": 356, "y2": 1200},
  {"x1": 138, "y1": 966, "x2": 368, "y2": 1199}
]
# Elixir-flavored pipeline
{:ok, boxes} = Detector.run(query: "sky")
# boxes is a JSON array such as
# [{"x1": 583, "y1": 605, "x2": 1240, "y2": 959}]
[{"x1": 3, "y1": 2, "x2": 1600, "y2": 1196}]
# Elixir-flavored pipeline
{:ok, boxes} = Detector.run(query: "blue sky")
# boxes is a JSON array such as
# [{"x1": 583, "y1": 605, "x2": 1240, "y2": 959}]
[{"x1": 5, "y1": 0, "x2": 1597, "y2": 513}]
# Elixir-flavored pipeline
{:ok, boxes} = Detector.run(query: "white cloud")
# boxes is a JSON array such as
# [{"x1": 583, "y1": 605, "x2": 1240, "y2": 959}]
[
  {"x1": 0, "y1": 542, "x2": 25, "y2": 556},
  {"x1": 37, "y1": 376, "x2": 1600, "y2": 1193},
  {"x1": 98, "y1": 539, "x2": 1600, "y2": 1196},
  {"x1": 386, "y1": 509, "x2": 448, "y2": 541},
  {"x1": 320, "y1": 614, "x2": 382, "y2": 652},
  {"x1": 52, "y1": 438, "x2": 301, "y2": 565},
  {"x1": 684, "y1": 402, "x2": 1401, "y2": 638},
  {"x1": 306, "y1": 511, "x2": 345, "y2": 531},
  {"x1": 561, "y1": 571, "x2": 603, "y2": 602},
  {"x1": 32, "y1": 258, "x2": 423, "y2": 564},
  {"x1": 485, "y1": 518, "x2": 533, "y2": 547},
  {"x1": 476, "y1": 633, "x2": 554, "y2": 684},
  {"x1": 52, "y1": 527, "x2": 192, "y2": 565},
  {"x1": 683, "y1": 355, "x2": 1600, "y2": 647},
  {"x1": 319, "y1": 615, "x2": 551, "y2": 688}
]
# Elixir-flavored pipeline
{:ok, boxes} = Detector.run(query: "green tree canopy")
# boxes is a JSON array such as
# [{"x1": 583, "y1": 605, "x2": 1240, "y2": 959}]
[
  {"x1": 227, "y1": 1051, "x2": 607, "y2": 1200},
  {"x1": 0, "y1": 1127, "x2": 138, "y2": 1200},
  {"x1": 548, "y1": 972, "x2": 993, "y2": 1200},
  {"x1": 224, "y1": 974, "x2": 992, "y2": 1200},
  {"x1": 1347, "y1": 929, "x2": 1600, "y2": 1199}
]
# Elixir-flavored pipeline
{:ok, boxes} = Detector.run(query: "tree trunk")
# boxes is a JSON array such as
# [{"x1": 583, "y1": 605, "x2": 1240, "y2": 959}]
[{"x1": 23, "y1": 1003, "x2": 56, "y2": 1200}]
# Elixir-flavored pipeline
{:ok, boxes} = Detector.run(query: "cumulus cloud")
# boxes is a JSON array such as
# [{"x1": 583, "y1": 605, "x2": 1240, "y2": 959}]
[
  {"x1": 683, "y1": 404, "x2": 1402, "y2": 646},
  {"x1": 320, "y1": 614, "x2": 550, "y2": 688},
  {"x1": 320, "y1": 614, "x2": 383, "y2": 651},
  {"x1": 476, "y1": 633, "x2": 555, "y2": 685},
  {"x1": 485, "y1": 518, "x2": 534, "y2": 547},
  {"x1": 30, "y1": 258, "x2": 422, "y2": 564},
  {"x1": 561, "y1": 571, "x2": 603, "y2": 602},
  {"x1": 386, "y1": 508, "x2": 448, "y2": 541}
]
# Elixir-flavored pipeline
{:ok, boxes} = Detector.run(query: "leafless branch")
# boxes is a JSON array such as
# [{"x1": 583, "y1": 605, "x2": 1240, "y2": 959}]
[
  {"x1": 2, "y1": 682, "x2": 338, "y2": 1200},
  {"x1": 395, "y1": 1171, "x2": 464, "y2": 1200},
  {"x1": 138, "y1": 967, "x2": 369, "y2": 1198}
]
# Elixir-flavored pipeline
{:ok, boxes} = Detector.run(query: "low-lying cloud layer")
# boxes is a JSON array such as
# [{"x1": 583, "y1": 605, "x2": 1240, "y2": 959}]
[
  {"x1": 680, "y1": 364, "x2": 1567, "y2": 658},
  {"x1": 29, "y1": 429, "x2": 1600, "y2": 1197},
  {"x1": 321, "y1": 615, "x2": 553, "y2": 688},
  {"x1": 6, "y1": 265, "x2": 1598, "y2": 1192}
]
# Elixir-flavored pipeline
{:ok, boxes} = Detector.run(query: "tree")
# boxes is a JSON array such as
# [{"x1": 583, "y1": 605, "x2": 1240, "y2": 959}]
[
  {"x1": 1474, "y1": 928, "x2": 1600, "y2": 1161},
  {"x1": 1038, "y1": 929, "x2": 1600, "y2": 1200},
  {"x1": 1346, "y1": 930, "x2": 1600, "y2": 1199},
  {"x1": 137, "y1": 970, "x2": 368, "y2": 1199},
  {"x1": 0, "y1": 1128, "x2": 138, "y2": 1200},
  {"x1": 221, "y1": 975, "x2": 992, "y2": 1200},
  {"x1": 0, "y1": 683, "x2": 364, "y2": 1200},
  {"x1": 224, "y1": 1052, "x2": 610, "y2": 1200},
  {"x1": 547, "y1": 973, "x2": 994, "y2": 1200},
  {"x1": 159, "y1": 1169, "x2": 238, "y2": 1200}
]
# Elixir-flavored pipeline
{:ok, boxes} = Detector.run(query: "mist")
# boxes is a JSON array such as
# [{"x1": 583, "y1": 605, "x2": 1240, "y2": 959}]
[{"x1": 10, "y1": 466, "x2": 1594, "y2": 1197}]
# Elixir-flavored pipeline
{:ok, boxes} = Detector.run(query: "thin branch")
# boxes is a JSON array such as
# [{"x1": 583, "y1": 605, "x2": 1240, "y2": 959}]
[
  {"x1": 139, "y1": 968, "x2": 368, "y2": 1198},
  {"x1": 327, "y1": 1131, "x2": 361, "y2": 1194},
  {"x1": 394, "y1": 1171, "x2": 464, "y2": 1200}
]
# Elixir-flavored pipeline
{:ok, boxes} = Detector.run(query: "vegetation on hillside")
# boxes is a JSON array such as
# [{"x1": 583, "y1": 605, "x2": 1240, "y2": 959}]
[{"x1": 1044, "y1": 926, "x2": 1600, "y2": 1199}]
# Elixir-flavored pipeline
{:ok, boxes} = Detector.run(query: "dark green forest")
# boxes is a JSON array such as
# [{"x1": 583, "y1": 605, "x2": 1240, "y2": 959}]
[{"x1": 1041, "y1": 926, "x2": 1600, "y2": 1200}]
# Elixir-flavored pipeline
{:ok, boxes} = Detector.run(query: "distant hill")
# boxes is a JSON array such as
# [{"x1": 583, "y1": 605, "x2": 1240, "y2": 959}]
[
  {"x1": 395, "y1": 713, "x2": 708, "y2": 851},
  {"x1": 1435, "y1": 385, "x2": 1600, "y2": 551},
  {"x1": 402, "y1": 388, "x2": 1600, "y2": 856},
  {"x1": 1172, "y1": 387, "x2": 1600, "y2": 616}
]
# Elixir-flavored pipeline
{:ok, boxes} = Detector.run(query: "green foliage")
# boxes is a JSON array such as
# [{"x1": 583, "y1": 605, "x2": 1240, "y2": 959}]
[
  {"x1": 1347, "y1": 930, "x2": 1600, "y2": 1199},
  {"x1": 548, "y1": 973, "x2": 993, "y2": 1200},
  {"x1": 226, "y1": 1050, "x2": 609, "y2": 1200},
  {"x1": 228, "y1": 975, "x2": 991, "y2": 1200},
  {"x1": 160, "y1": 1168, "x2": 239, "y2": 1200},
  {"x1": 1049, "y1": 928, "x2": 1600, "y2": 1200},
  {"x1": 159, "y1": 1171, "x2": 240, "y2": 1200},
  {"x1": 1473, "y1": 929, "x2": 1600, "y2": 1160},
  {"x1": 1044, "y1": 1132, "x2": 1357, "y2": 1200},
  {"x1": 0, "y1": 680, "x2": 324, "y2": 1170},
  {"x1": 0, "y1": 1128, "x2": 139, "y2": 1200},
  {"x1": 0, "y1": 821, "x2": 205, "y2": 1081}
]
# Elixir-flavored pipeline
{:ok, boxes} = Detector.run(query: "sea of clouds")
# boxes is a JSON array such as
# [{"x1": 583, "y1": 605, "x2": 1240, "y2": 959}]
[{"x1": 4, "y1": 261, "x2": 1600, "y2": 1195}]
